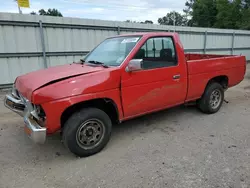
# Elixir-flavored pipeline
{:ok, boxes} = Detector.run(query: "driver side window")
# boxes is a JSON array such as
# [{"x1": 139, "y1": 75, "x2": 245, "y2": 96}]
[{"x1": 133, "y1": 37, "x2": 177, "y2": 70}]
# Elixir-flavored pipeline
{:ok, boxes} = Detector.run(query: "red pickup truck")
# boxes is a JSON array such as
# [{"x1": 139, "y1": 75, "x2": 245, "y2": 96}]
[{"x1": 4, "y1": 32, "x2": 246, "y2": 157}]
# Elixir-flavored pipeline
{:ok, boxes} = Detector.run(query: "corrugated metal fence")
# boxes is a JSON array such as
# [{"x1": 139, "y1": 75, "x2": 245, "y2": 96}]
[{"x1": 1, "y1": 12, "x2": 250, "y2": 88}]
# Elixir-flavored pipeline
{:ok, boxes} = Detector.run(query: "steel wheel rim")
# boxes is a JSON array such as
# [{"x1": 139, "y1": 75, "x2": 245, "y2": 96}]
[
  {"x1": 76, "y1": 118, "x2": 105, "y2": 150},
  {"x1": 209, "y1": 89, "x2": 222, "y2": 109}
]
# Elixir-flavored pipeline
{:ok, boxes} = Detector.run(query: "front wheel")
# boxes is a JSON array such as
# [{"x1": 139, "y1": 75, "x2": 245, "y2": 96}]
[
  {"x1": 62, "y1": 108, "x2": 112, "y2": 157},
  {"x1": 197, "y1": 82, "x2": 224, "y2": 114}
]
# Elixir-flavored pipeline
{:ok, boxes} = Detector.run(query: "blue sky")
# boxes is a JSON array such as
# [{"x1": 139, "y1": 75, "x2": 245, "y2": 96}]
[{"x1": 1, "y1": 0, "x2": 186, "y2": 23}]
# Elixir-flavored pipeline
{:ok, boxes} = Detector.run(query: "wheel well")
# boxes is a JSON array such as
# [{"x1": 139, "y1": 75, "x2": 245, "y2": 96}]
[
  {"x1": 61, "y1": 98, "x2": 119, "y2": 128},
  {"x1": 207, "y1": 75, "x2": 228, "y2": 89}
]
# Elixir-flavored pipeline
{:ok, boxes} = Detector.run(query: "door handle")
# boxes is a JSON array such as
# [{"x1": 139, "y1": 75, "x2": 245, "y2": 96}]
[{"x1": 173, "y1": 74, "x2": 180, "y2": 79}]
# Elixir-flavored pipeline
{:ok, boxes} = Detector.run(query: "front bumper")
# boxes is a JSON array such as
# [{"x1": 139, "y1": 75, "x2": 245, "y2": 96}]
[{"x1": 4, "y1": 93, "x2": 46, "y2": 144}]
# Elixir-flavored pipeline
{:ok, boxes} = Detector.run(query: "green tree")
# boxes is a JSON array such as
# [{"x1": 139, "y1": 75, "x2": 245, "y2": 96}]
[
  {"x1": 38, "y1": 9, "x2": 47, "y2": 15},
  {"x1": 46, "y1": 8, "x2": 63, "y2": 17},
  {"x1": 183, "y1": 0, "x2": 195, "y2": 26},
  {"x1": 142, "y1": 20, "x2": 154, "y2": 24},
  {"x1": 240, "y1": 8, "x2": 250, "y2": 29},
  {"x1": 182, "y1": 0, "x2": 250, "y2": 30},
  {"x1": 125, "y1": 20, "x2": 137, "y2": 23},
  {"x1": 214, "y1": 0, "x2": 235, "y2": 28},
  {"x1": 238, "y1": 0, "x2": 250, "y2": 29},
  {"x1": 183, "y1": 0, "x2": 194, "y2": 17},
  {"x1": 242, "y1": 0, "x2": 250, "y2": 8},
  {"x1": 158, "y1": 11, "x2": 188, "y2": 26},
  {"x1": 125, "y1": 20, "x2": 154, "y2": 24},
  {"x1": 30, "y1": 11, "x2": 37, "y2": 15},
  {"x1": 31, "y1": 8, "x2": 63, "y2": 17},
  {"x1": 191, "y1": 0, "x2": 217, "y2": 27},
  {"x1": 214, "y1": 0, "x2": 244, "y2": 29}
]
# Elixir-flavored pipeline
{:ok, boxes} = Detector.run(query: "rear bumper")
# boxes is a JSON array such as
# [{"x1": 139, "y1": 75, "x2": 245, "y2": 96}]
[{"x1": 4, "y1": 94, "x2": 46, "y2": 144}]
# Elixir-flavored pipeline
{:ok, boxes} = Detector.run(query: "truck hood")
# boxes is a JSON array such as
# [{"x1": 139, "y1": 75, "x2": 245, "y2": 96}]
[{"x1": 15, "y1": 63, "x2": 104, "y2": 100}]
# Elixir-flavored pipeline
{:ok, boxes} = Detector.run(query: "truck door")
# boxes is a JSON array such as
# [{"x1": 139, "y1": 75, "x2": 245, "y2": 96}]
[{"x1": 121, "y1": 36, "x2": 187, "y2": 118}]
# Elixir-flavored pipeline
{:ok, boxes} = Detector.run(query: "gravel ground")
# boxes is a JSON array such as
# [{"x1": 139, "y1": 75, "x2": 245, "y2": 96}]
[{"x1": 0, "y1": 66, "x2": 250, "y2": 188}]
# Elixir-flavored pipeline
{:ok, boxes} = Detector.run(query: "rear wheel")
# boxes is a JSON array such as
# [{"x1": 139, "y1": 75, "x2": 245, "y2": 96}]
[
  {"x1": 62, "y1": 108, "x2": 112, "y2": 157},
  {"x1": 197, "y1": 82, "x2": 224, "y2": 114}
]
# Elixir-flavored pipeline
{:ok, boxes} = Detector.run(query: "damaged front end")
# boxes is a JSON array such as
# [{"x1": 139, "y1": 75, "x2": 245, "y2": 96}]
[{"x1": 4, "y1": 85, "x2": 47, "y2": 144}]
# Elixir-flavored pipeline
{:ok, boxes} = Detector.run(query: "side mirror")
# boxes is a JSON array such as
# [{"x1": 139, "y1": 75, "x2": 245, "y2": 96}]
[{"x1": 125, "y1": 59, "x2": 143, "y2": 72}]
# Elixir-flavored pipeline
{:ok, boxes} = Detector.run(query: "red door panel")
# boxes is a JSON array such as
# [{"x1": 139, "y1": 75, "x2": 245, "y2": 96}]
[{"x1": 121, "y1": 65, "x2": 187, "y2": 118}]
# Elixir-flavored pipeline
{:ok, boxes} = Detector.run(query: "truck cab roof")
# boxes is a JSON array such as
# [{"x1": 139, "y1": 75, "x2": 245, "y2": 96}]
[{"x1": 111, "y1": 32, "x2": 178, "y2": 38}]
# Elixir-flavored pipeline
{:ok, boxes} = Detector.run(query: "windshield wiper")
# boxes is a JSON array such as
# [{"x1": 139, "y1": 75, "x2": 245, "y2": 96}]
[{"x1": 87, "y1": 60, "x2": 109, "y2": 68}]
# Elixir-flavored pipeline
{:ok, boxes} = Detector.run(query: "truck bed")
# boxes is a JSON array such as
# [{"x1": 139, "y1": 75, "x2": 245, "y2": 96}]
[
  {"x1": 185, "y1": 53, "x2": 246, "y2": 102},
  {"x1": 185, "y1": 53, "x2": 228, "y2": 61}
]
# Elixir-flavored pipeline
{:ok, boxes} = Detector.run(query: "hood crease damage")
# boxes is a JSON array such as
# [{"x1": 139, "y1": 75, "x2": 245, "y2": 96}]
[{"x1": 34, "y1": 71, "x2": 97, "y2": 92}]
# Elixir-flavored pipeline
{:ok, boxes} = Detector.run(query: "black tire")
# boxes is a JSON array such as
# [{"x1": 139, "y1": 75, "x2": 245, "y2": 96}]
[
  {"x1": 197, "y1": 82, "x2": 224, "y2": 114},
  {"x1": 62, "y1": 108, "x2": 112, "y2": 157}
]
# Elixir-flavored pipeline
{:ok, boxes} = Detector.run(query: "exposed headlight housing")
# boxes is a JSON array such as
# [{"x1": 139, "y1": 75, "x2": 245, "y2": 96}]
[
  {"x1": 32, "y1": 105, "x2": 46, "y2": 120},
  {"x1": 10, "y1": 84, "x2": 46, "y2": 123},
  {"x1": 11, "y1": 84, "x2": 20, "y2": 99}
]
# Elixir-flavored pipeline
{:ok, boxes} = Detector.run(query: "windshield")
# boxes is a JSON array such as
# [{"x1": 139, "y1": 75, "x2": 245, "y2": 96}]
[{"x1": 84, "y1": 36, "x2": 141, "y2": 67}]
